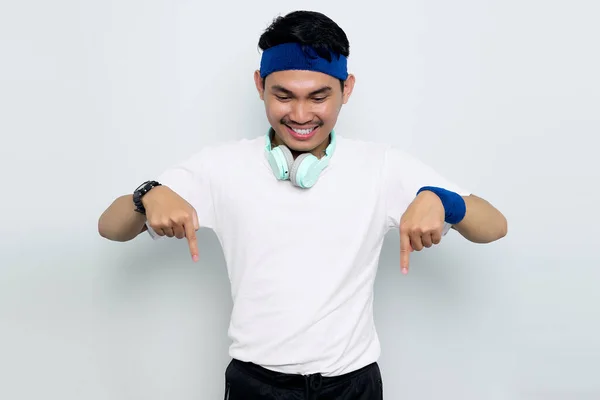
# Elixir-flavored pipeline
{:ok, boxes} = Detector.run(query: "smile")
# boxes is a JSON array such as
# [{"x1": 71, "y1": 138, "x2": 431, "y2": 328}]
[
  {"x1": 285, "y1": 125, "x2": 319, "y2": 140},
  {"x1": 291, "y1": 127, "x2": 315, "y2": 135}
]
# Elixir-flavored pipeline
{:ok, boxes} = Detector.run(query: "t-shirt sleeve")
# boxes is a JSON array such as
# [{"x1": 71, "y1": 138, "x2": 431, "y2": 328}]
[
  {"x1": 383, "y1": 146, "x2": 471, "y2": 234},
  {"x1": 146, "y1": 149, "x2": 216, "y2": 239}
]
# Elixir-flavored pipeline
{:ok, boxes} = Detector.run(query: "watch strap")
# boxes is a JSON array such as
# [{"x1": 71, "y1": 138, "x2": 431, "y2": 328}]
[{"x1": 133, "y1": 180, "x2": 162, "y2": 214}]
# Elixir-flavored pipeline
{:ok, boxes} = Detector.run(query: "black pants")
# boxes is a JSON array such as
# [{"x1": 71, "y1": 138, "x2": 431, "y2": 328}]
[{"x1": 224, "y1": 358, "x2": 384, "y2": 400}]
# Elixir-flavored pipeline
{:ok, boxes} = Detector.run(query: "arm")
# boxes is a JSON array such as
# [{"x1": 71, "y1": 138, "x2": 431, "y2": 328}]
[
  {"x1": 382, "y1": 145, "x2": 506, "y2": 273},
  {"x1": 98, "y1": 147, "x2": 216, "y2": 258},
  {"x1": 451, "y1": 194, "x2": 507, "y2": 243},
  {"x1": 98, "y1": 185, "x2": 201, "y2": 260},
  {"x1": 98, "y1": 194, "x2": 147, "y2": 242}
]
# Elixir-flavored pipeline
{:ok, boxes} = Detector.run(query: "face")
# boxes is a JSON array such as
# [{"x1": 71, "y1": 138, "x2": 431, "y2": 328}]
[{"x1": 254, "y1": 69, "x2": 355, "y2": 156}]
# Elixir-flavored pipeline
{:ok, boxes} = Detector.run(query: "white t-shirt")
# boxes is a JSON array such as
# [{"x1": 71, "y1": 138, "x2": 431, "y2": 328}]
[{"x1": 146, "y1": 133, "x2": 469, "y2": 377}]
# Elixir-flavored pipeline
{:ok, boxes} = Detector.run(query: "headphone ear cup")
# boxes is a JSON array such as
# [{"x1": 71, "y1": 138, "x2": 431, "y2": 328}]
[
  {"x1": 268, "y1": 145, "x2": 294, "y2": 180},
  {"x1": 279, "y1": 146, "x2": 294, "y2": 178},
  {"x1": 290, "y1": 153, "x2": 319, "y2": 188}
]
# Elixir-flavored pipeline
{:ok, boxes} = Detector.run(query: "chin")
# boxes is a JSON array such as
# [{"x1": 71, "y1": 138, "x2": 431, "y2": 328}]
[{"x1": 286, "y1": 138, "x2": 325, "y2": 154}]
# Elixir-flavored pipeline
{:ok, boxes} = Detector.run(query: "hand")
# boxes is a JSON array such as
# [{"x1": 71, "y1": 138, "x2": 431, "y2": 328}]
[
  {"x1": 143, "y1": 186, "x2": 200, "y2": 262},
  {"x1": 399, "y1": 190, "x2": 445, "y2": 274}
]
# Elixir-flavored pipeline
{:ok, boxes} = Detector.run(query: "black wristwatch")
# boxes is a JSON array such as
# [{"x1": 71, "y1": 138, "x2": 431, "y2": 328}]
[{"x1": 133, "y1": 180, "x2": 162, "y2": 214}]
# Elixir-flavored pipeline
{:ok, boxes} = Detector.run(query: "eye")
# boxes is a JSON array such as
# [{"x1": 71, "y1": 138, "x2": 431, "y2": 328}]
[
  {"x1": 275, "y1": 95, "x2": 291, "y2": 101},
  {"x1": 312, "y1": 97, "x2": 327, "y2": 102}
]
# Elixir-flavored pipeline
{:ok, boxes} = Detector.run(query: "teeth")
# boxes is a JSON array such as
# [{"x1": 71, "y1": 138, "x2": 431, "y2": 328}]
[{"x1": 292, "y1": 127, "x2": 315, "y2": 135}]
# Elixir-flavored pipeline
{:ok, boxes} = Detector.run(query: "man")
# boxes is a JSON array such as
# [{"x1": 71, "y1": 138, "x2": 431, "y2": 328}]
[{"x1": 98, "y1": 10, "x2": 507, "y2": 400}]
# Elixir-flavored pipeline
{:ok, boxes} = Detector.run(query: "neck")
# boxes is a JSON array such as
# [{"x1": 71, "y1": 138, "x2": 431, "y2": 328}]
[{"x1": 271, "y1": 129, "x2": 330, "y2": 159}]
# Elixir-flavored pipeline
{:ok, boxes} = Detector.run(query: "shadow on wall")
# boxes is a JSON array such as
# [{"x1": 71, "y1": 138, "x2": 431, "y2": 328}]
[
  {"x1": 376, "y1": 231, "x2": 475, "y2": 310},
  {"x1": 374, "y1": 231, "x2": 514, "y2": 398},
  {"x1": 97, "y1": 229, "x2": 232, "y2": 398}
]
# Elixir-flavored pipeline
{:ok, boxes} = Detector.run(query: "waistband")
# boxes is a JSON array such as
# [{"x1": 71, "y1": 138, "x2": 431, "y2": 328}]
[{"x1": 230, "y1": 358, "x2": 378, "y2": 391}]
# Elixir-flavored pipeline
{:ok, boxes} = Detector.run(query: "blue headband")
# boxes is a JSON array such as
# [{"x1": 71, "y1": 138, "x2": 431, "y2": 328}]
[{"x1": 259, "y1": 42, "x2": 348, "y2": 81}]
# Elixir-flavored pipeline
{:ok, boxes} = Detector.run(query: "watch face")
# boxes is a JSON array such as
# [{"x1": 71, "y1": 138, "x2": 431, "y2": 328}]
[{"x1": 135, "y1": 181, "x2": 150, "y2": 192}]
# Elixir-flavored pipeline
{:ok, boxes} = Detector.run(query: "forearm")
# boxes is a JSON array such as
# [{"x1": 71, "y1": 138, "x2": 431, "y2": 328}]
[
  {"x1": 451, "y1": 194, "x2": 507, "y2": 243},
  {"x1": 98, "y1": 195, "x2": 147, "y2": 242}
]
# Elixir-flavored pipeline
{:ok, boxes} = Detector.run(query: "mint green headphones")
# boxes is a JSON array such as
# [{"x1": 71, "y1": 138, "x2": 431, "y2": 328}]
[{"x1": 264, "y1": 128, "x2": 337, "y2": 189}]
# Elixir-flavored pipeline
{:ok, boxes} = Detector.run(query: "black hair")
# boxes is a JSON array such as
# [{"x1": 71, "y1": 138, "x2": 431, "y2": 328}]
[{"x1": 258, "y1": 10, "x2": 350, "y2": 90}]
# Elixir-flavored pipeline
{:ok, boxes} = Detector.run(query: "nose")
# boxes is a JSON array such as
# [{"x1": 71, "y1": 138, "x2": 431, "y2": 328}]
[{"x1": 288, "y1": 100, "x2": 313, "y2": 125}]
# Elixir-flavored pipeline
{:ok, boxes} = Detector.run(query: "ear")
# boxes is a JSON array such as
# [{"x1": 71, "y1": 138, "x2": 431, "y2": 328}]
[
  {"x1": 341, "y1": 74, "x2": 356, "y2": 105},
  {"x1": 254, "y1": 70, "x2": 265, "y2": 100}
]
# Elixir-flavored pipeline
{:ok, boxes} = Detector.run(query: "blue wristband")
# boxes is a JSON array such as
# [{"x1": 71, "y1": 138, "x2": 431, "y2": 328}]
[{"x1": 416, "y1": 186, "x2": 466, "y2": 224}]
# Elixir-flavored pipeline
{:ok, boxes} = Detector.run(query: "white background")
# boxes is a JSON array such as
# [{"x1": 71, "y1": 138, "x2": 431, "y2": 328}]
[{"x1": 1, "y1": 0, "x2": 599, "y2": 399}]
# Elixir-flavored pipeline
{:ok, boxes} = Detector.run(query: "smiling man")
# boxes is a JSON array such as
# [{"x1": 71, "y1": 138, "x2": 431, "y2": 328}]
[{"x1": 98, "y1": 10, "x2": 507, "y2": 400}]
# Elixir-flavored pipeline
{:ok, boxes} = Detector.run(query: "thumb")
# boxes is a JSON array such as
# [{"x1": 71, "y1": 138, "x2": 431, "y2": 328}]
[{"x1": 400, "y1": 232, "x2": 412, "y2": 274}]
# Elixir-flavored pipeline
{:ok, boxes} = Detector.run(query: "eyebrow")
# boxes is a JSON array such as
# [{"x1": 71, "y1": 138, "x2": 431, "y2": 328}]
[{"x1": 270, "y1": 85, "x2": 332, "y2": 97}]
